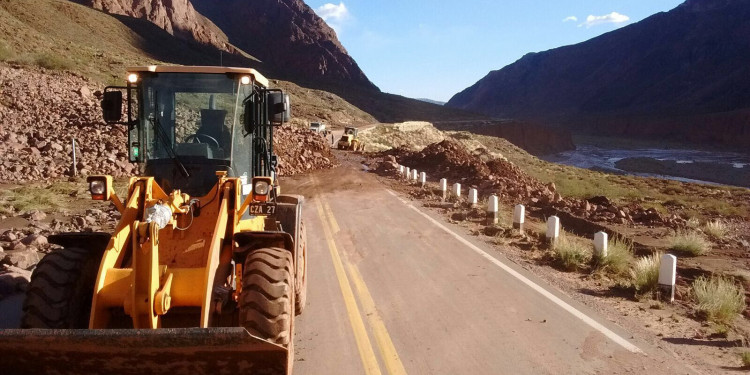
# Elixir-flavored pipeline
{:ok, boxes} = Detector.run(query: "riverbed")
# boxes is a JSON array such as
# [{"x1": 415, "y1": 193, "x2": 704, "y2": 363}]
[{"x1": 541, "y1": 143, "x2": 750, "y2": 187}]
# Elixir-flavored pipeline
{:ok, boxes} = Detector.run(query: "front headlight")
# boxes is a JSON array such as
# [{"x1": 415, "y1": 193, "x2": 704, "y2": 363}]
[
  {"x1": 89, "y1": 180, "x2": 106, "y2": 195},
  {"x1": 86, "y1": 175, "x2": 113, "y2": 201},
  {"x1": 251, "y1": 177, "x2": 273, "y2": 202},
  {"x1": 254, "y1": 180, "x2": 270, "y2": 195}
]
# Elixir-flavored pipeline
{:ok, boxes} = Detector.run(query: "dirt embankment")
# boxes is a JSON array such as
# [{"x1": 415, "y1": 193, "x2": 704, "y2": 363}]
[{"x1": 375, "y1": 139, "x2": 681, "y2": 228}]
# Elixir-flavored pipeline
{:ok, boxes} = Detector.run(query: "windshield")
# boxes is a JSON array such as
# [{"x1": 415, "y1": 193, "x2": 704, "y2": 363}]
[{"x1": 140, "y1": 73, "x2": 252, "y2": 161}]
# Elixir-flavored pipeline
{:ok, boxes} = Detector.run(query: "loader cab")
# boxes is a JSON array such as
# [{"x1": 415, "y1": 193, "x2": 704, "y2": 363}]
[{"x1": 102, "y1": 66, "x2": 290, "y2": 197}]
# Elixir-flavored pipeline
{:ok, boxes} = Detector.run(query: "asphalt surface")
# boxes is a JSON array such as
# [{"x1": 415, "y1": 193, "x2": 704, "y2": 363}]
[{"x1": 289, "y1": 162, "x2": 696, "y2": 375}]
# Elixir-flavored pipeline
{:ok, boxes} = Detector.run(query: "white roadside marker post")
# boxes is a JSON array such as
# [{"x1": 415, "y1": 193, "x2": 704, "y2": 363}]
[
  {"x1": 658, "y1": 254, "x2": 677, "y2": 303},
  {"x1": 546, "y1": 216, "x2": 560, "y2": 244},
  {"x1": 513, "y1": 204, "x2": 525, "y2": 233},
  {"x1": 398, "y1": 165, "x2": 404, "y2": 176},
  {"x1": 452, "y1": 183, "x2": 461, "y2": 200},
  {"x1": 486, "y1": 195, "x2": 499, "y2": 225},
  {"x1": 440, "y1": 178, "x2": 448, "y2": 201},
  {"x1": 420, "y1": 172, "x2": 427, "y2": 188},
  {"x1": 468, "y1": 188, "x2": 478, "y2": 208},
  {"x1": 405, "y1": 167, "x2": 411, "y2": 181},
  {"x1": 594, "y1": 231, "x2": 608, "y2": 259},
  {"x1": 411, "y1": 169, "x2": 418, "y2": 183}
]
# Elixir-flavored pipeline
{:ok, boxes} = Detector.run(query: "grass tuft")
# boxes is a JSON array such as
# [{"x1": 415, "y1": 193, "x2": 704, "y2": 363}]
[
  {"x1": 593, "y1": 235, "x2": 635, "y2": 276},
  {"x1": 552, "y1": 233, "x2": 591, "y2": 272},
  {"x1": 668, "y1": 230, "x2": 710, "y2": 256},
  {"x1": 630, "y1": 252, "x2": 662, "y2": 293},
  {"x1": 686, "y1": 217, "x2": 700, "y2": 229},
  {"x1": 692, "y1": 275, "x2": 746, "y2": 325},
  {"x1": 0, "y1": 41, "x2": 14, "y2": 61},
  {"x1": 740, "y1": 351, "x2": 750, "y2": 368},
  {"x1": 33, "y1": 53, "x2": 73, "y2": 71},
  {"x1": 703, "y1": 220, "x2": 728, "y2": 240}
]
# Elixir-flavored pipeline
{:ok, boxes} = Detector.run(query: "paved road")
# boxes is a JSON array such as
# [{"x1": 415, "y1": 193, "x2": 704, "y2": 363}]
[
  {"x1": 0, "y1": 159, "x2": 696, "y2": 374},
  {"x1": 289, "y1": 163, "x2": 694, "y2": 375}
]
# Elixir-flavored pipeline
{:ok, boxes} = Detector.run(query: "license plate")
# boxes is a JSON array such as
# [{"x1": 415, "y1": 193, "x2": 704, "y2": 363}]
[{"x1": 249, "y1": 203, "x2": 276, "y2": 216}]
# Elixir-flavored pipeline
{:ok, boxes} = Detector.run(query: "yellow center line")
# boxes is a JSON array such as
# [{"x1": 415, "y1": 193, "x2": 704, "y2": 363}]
[
  {"x1": 322, "y1": 199, "x2": 341, "y2": 233},
  {"x1": 314, "y1": 197, "x2": 382, "y2": 375},
  {"x1": 347, "y1": 263, "x2": 409, "y2": 375},
  {"x1": 317, "y1": 189, "x2": 408, "y2": 375}
]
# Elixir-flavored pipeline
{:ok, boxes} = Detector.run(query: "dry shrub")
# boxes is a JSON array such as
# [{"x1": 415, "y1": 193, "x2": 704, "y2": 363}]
[
  {"x1": 669, "y1": 230, "x2": 710, "y2": 256},
  {"x1": 552, "y1": 233, "x2": 591, "y2": 272},
  {"x1": 703, "y1": 220, "x2": 728, "y2": 240},
  {"x1": 630, "y1": 252, "x2": 662, "y2": 293},
  {"x1": 692, "y1": 275, "x2": 746, "y2": 325}
]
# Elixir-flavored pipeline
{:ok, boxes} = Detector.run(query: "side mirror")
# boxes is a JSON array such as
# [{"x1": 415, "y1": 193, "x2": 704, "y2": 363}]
[
  {"x1": 102, "y1": 91, "x2": 123, "y2": 123},
  {"x1": 268, "y1": 92, "x2": 290, "y2": 124}
]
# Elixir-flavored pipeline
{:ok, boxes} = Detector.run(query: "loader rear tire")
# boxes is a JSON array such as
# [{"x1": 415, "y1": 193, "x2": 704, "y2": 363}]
[
  {"x1": 21, "y1": 246, "x2": 104, "y2": 328},
  {"x1": 295, "y1": 221, "x2": 308, "y2": 315},
  {"x1": 240, "y1": 247, "x2": 294, "y2": 347}
]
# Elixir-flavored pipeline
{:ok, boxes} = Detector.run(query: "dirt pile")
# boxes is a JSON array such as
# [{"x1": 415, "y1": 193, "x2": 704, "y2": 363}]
[
  {"x1": 0, "y1": 64, "x2": 337, "y2": 183},
  {"x1": 397, "y1": 140, "x2": 491, "y2": 183},
  {"x1": 378, "y1": 138, "x2": 674, "y2": 227},
  {"x1": 274, "y1": 125, "x2": 337, "y2": 176},
  {"x1": 0, "y1": 65, "x2": 133, "y2": 183}
]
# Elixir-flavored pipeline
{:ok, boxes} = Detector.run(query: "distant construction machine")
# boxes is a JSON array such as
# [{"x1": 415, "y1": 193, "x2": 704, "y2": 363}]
[
  {"x1": 0, "y1": 66, "x2": 308, "y2": 374},
  {"x1": 337, "y1": 126, "x2": 364, "y2": 151}
]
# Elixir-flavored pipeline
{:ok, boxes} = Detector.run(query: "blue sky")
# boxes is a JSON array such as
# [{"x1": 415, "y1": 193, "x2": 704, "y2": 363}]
[{"x1": 304, "y1": 0, "x2": 685, "y2": 102}]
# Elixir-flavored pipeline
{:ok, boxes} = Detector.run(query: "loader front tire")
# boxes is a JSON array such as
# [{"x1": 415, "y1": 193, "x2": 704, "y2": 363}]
[
  {"x1": 240, "y1": 247, "x2": 294, "y2": 347},
  {"x1": 21, "y1": 246, "x2": 104, "y2": 328},
  {"x1": 295, "y1": 220, "x2": 308, "y2": 315}
]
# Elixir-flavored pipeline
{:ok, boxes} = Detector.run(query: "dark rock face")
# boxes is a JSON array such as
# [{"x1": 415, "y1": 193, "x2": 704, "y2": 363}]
[
  {"x1": 190, "y1": 0, "x2": 375, "y2": 89},
  {"x1": 447, "y1": 0, "x2": 750, "y2": 148}
]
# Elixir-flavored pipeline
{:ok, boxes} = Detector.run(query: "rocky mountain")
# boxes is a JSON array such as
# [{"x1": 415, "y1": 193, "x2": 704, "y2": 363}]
[
  {"x1": 190, "y1": 0, "x2": 376, "y2": 90},
  {"x1": 71, "y1": 0, "x2": 374, "y2": 90},
  {"x1": 70, "y1": 0, "x2": 243, "y2": 56},
  {"x1": 447, "y1": 0, "x2": 750, "y2": 148}
]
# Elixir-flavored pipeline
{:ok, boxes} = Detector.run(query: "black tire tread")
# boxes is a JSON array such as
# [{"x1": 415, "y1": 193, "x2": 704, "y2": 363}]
[
  {"x1": 240, "y1": 247, "x2": 294, "y2": 346},
  {"x1": 21, "y1": 247, "x2": 103, "y2": 329},
  {"x1": 295, "y1": 220, "x2": 307, "y2": 315}
]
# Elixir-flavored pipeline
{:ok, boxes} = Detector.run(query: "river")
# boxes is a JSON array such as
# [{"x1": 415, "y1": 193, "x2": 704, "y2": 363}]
[{"x1": 541, "y1": 144, "x2": 750, "y2": 187}]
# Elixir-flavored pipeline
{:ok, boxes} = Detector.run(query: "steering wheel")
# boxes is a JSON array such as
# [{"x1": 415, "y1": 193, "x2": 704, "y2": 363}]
[{"x1": 185, "y1": 133, "x2": 220, "y2": 149}]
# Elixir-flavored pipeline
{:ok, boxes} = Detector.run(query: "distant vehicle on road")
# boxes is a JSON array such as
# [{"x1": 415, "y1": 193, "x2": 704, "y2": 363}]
[{"x1": 310, "y1": 122, "x2": 327, "y2": 135}]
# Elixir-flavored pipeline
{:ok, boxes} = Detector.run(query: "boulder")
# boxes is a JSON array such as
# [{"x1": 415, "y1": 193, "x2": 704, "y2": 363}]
[{"x1": 1, "y1": 249, "x2": 40, "y2": 270}]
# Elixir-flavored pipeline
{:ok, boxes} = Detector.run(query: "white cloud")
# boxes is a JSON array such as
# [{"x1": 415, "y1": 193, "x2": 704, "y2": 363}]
[
  {"x1": 579, "y1": 12, "x2": 630, "y2": 28},
  {"x1": 315, "y1": 2, "x2": 351, "y2": 35},
  {"x1": 562, "y1": 16, "x2": 578, "y2": 22}
]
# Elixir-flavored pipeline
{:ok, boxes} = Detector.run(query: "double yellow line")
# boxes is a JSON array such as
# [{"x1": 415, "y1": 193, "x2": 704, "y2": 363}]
[{"x1": 314, "y1": 194, "x2": 407, "y2": 375}]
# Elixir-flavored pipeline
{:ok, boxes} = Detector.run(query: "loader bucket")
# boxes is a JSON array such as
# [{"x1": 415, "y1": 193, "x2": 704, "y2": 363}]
[{"x1": 0, "y1": 327, "x2": 288, "y2": 375}]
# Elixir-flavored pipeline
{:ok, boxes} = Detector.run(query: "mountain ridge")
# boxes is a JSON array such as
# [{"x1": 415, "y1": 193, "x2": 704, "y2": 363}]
[{"x1": 447, "y1": 0, "x2": 750, "y2": 148}]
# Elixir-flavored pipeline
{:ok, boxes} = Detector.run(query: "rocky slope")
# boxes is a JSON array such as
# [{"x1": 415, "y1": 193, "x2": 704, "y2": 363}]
[
  {"x1": 191, "y1": 0, "x2": 375, "y2": 90},
  {"x1": 447, "y1": 0, "x2": 750, "y2": 148},
  {"x1": 70, "y1": 0, "x2": 242, "y2": 56}
]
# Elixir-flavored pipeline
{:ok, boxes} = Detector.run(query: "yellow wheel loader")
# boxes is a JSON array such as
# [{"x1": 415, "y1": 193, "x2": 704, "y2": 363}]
[
  {"x1": 336, "y1": 126, "x2": 364, "y2": 151},
  {"x1": 0, "y1": 66, "x2": 307, "y2": 374}
]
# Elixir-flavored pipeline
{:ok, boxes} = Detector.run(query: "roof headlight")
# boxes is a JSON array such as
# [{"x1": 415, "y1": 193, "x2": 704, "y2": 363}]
[
  {"x1": 127, "y1": 73, "x2": 139, "y2": 83},
  {"x1": 240, "y1": 75, "x2": 251, "y2": 85}
]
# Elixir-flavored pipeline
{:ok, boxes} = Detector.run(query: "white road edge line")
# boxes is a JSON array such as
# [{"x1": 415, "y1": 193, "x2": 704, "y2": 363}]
[{"x1": 385, "y1": 189, "x2": 644, "y2": 354}]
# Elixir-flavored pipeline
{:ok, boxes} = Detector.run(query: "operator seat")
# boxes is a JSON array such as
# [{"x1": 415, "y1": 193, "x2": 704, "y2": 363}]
[{"x1": 198, "y1": 108, "x2": 230, "y2": 156}]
